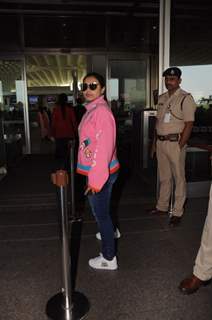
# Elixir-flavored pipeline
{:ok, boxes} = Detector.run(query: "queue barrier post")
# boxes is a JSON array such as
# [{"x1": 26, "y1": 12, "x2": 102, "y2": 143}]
[{"x1": 46, "y1": 170, "x2": 89, "y2": 320}]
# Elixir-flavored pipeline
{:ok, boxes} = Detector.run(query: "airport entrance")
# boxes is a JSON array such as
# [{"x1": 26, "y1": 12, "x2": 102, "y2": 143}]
[{"x1": 0, "y1": 53, "x2": 151, "y2": 164}]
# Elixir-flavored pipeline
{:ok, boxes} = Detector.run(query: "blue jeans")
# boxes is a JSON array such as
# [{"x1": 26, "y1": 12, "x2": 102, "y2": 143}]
[{"x1": 87, "y1": 171, "x2": 118, "y2": 260}]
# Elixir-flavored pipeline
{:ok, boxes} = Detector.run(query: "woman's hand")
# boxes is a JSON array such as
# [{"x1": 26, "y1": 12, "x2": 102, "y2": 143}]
[{"x1": 84, "y1": 186, "x2": 97, "y2": 195}]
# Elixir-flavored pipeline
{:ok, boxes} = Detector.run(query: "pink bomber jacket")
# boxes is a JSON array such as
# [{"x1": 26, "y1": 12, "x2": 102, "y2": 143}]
[{"x1": 77, "y1": 95, "x2": 120, "y2": 191}]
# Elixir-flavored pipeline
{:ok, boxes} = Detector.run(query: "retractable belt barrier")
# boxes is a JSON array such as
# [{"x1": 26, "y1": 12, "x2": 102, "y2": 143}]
[{"x1": 46, "y1": 141, "x2": 89, "y2": 320}]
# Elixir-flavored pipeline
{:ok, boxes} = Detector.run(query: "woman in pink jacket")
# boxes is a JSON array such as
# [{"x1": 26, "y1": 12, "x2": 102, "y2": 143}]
[{"x1": 77, "y1": 72, "x2": 120, "y2": 270}]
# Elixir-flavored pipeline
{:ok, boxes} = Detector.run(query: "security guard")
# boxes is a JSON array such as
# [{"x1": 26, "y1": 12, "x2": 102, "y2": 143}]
[{"x1": 150, "y1": 67, "x2": 196, "y2": 226}]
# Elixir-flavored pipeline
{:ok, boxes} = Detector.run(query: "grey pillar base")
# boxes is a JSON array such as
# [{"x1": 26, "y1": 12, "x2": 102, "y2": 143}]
[{"x1": 46, "y1": 291, "x2": 90, "y2": 320}]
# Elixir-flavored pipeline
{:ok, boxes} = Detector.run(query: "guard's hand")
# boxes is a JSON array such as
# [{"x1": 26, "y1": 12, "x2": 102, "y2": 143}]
[{"x1": 178, "y1": 141, "x2": 184, "y2": 150}]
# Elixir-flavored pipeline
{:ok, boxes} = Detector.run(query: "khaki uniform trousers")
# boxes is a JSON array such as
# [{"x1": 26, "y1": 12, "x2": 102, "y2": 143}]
[
  {"x1": 156, "y1": 140, "x2": 186, "y2": 216},
  {"x1": 194, "y1": 184, "x2": 212, "y2": 281}
]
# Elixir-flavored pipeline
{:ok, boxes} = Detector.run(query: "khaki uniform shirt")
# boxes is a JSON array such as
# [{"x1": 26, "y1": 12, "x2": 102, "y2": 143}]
[{"x1": 156, "y1": 88, "x2": 196, "y2": 135}]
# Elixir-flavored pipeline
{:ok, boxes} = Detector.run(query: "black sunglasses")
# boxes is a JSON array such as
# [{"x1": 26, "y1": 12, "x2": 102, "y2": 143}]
[{"x1": 81, "y1": 82, "x2": 99, "y2": 91}]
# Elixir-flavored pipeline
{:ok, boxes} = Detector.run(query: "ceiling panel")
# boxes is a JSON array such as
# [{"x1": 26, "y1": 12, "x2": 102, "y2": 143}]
[
  {"x1": 0, "y1": 54, "x2": 87, "y2": 93},
  {"x1": 27, "y1": 54, "x2": 87, "y2": 87}
]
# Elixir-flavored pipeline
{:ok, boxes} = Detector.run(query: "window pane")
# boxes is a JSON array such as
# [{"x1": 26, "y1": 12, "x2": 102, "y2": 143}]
[
  {"x1": 110, "y1": 60, "x2": 147, "y2": 107},
  {"x1": 24, "y1": 15, "x2": 106, "y2": 48},
  {"x1": 170, "y1": 1, "x2": 212, "y2": 65},
  {"x1": 0, "y1": 15, "x2": 21, "y2": 50},
  {"x1": 108, "y1": 16, "x2": 159, "y2": 54},
  {"x1": 170, "y1": 1, "x2": 212, "y2": 173}
]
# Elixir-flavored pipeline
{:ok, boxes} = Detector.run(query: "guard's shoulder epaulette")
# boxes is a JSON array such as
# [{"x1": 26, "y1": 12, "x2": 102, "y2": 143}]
[
  {"x1": 180, "y1": 88, "x2": 191, "y2": 96},
  {"x1": 180, "y1": 93, "x2": 191, "y2": 110},
  {"x1": 159, "y1": 92, "x2": 167, "y2": 98}
]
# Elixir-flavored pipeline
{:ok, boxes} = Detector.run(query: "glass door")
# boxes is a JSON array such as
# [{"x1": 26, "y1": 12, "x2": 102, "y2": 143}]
[
  {"x1": 0, "y1": 58, "x2": 29, "y2": 168},
  {"x1": 25, "y1": 53, "x2": 87, "y2": 154},
  {"x1": 107, "y1": 58, "x2": 148, "y2": 168}
]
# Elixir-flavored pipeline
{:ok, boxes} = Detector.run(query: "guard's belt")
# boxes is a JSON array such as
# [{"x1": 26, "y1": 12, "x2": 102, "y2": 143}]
[{"x1": 157, "y1": 134, "x2": 179, "y2": 141}]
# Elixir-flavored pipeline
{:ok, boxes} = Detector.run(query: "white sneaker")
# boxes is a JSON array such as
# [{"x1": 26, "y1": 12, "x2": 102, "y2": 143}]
[
  {"x1": 96, "y1": 228, "x2": 121, "y2": 240},
  {"x1": 88, "y1": 253, "x2": 118, "y2": 270}
]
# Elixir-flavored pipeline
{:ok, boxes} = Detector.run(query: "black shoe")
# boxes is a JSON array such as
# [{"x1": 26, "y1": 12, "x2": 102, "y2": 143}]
[{"x1": 169, "y1": 216, "x2": 181, "y2": 227}]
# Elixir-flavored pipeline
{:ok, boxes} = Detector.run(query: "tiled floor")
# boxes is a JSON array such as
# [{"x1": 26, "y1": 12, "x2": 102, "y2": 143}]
[{"x1": 0, "y1": 155, "x2": 211, "y2": 320}]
